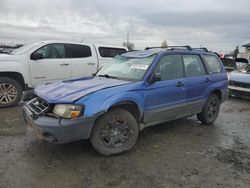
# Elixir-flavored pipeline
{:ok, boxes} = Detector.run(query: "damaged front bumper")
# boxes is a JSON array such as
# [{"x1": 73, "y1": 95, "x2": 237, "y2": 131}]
[
  {"x1": 228, "y1": 86, "x2": 250, "y2": 100},
  {"x1": 23, "y1": 105, "x2": 96, "y2": 143}
]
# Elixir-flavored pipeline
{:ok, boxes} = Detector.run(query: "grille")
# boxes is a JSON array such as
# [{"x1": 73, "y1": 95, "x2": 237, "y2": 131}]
[
  {"x1": 26, "y1": 97, "x2": 49, "y2": 115},
  {"x1": 229, "y1": 81, "x2": 250, "y2": 89}
]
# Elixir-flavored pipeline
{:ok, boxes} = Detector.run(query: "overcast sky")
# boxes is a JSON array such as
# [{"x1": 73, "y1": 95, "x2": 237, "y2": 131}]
[{"x1": 0, "y1": 0, "x2": 250, "y2": 52}]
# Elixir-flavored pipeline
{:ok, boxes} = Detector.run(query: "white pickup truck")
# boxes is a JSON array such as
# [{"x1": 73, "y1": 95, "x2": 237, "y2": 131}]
[{"x1": 0, "y1": 41, "x2": 127, "y2": 107}]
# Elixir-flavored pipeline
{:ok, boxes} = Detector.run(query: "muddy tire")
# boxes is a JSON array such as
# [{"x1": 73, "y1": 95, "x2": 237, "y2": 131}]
[
  {"x1": 197, "y1": 94, "x2": 220, "y2": 124},
  {"x1": 0, "y1": 77, "x2": 23, "y2": 108},
  {"x1": 90, "y1": 108, "x2": 139, "y2": 156}
]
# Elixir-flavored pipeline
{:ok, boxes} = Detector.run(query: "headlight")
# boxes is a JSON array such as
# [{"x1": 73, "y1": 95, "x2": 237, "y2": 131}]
[{"x1": 53, "y1": 104, "x2": 83, "y2": 119}]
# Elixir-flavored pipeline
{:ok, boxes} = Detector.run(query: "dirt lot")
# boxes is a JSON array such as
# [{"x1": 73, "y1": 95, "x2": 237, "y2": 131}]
[{"x1": 0, "y1": 98, "x2": 249, "y2": 188}]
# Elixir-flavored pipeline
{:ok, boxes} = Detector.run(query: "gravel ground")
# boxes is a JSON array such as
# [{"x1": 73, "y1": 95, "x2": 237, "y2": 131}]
[{"x1": 0, "y1": 98, "x2": 249, "y2": 188}]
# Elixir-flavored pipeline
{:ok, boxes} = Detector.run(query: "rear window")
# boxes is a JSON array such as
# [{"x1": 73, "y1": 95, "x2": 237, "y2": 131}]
[
  {"x1": 98, "y1": 47, "x2": 126, "y2": 58},
  {"x1": 204, "y1": 55, "x2": 222, "y2": 73},
  {"x1": 70, "y1": 44, "x2": 92, "y2": 58}
]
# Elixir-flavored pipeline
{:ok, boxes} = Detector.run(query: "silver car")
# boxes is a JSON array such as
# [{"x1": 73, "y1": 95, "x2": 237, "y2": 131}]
[{"x1": 229, "y1": 64, "x2": 250, "y2": 99}]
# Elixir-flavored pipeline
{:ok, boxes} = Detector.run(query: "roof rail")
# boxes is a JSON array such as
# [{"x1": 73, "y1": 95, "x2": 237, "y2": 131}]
[
  {"x1": 192, "y1": 47, "x2": 209, "y2": 52},
  {"x1": 145, "y1": 45, "x2": 192, "y2": 50}
]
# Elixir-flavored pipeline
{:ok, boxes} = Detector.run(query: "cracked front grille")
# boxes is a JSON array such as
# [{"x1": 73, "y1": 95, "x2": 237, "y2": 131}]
[
  {"x1": 26, "y1": 97, "x2": 49, "y2": 115},
  {"x1": 229, "y1": 81, "x2": 250, "y2": 89}
]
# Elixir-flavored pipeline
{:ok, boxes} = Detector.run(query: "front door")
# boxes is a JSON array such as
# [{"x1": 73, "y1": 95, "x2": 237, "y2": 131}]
[
  {"x1": 144, "y1": 54, "x2": 186, "y2": 126},
  {"x1": 30, "y1": 43, "x2": 71, "y2": 87}
]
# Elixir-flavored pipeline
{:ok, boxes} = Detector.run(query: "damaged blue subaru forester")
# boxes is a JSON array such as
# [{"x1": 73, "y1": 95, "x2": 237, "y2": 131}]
[{"x1": 23, "y1": 46, "x2": 228, "y2": 155}]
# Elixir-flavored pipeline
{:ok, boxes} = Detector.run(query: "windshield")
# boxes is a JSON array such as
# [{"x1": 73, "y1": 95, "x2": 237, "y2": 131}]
[
  {"x1": 97, "y1": 55, "x2": 156, "y2": 81},
  {"x1": 10, "y1": 42, "x2": 41, "y2": 55},
  {"x1": 237, "y1": 64, "x2": 250, "y2": 74}
]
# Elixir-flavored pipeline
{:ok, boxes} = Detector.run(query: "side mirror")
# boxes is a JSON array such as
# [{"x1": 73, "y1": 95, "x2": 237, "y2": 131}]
[
  {"x1": 31, "y1": 52, "x2": 43, "y2": 60},
  {"x1": 149, "y1": 73, "x2": 161, "y2": 84}
]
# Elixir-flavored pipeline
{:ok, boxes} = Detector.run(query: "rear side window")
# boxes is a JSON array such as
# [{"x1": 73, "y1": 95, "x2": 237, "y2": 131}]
[
  {"x1": 203, "y1": 55, "x2": 222, "y2": 73},
  {"x1": 70, "y1": 44, "x2": 92, "y2": 58},
  {"x1": 182, "y1": 55, "x2": 206, "y2": 77},
  {"x1": 98, "y1": 47, "x2": 126, "y2": 58}
]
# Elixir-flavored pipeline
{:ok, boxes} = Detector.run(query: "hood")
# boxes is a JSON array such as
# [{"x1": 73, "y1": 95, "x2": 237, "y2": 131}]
[
  {"x1": 34, "y1": 76, "x2": 131, "y2": 103},
  {"x1": 229, "y1": 72, "x2": 250, "y2": 83},
  {"x1": 0, "y1": 54, "x2": 18, "y2": 61}
]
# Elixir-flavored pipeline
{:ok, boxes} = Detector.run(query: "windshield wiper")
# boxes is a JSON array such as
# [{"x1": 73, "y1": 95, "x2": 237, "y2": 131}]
[{"x1": 98, "y1": 74, "x2": 119, "y2": 79}]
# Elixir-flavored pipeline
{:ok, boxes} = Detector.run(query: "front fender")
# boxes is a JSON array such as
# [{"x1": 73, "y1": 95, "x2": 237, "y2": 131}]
[
  {"x1": 79, "y1": 90, "x2": 145, "y2": 119},
  {"x1": 0, "y1": 60, "x2": 23, "y2": 71},
  {"x1": 0, "y1": 60, "x2": 29, "y2": 85}
]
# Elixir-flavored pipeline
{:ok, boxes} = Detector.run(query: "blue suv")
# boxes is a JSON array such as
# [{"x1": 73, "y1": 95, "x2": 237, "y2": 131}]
[{"x1": 23, "y1": 46, "x2": 228, "y2": 155}]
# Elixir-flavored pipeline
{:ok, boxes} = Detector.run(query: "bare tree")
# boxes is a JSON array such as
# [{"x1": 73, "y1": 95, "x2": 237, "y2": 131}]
[{"x1": 122, "y1": 41, "x2": 135, "y2": 51}]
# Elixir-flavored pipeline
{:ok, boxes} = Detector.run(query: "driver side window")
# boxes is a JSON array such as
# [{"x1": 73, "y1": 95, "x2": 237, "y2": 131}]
[
  {"x1": 155, "y1": 54, "x2": 184, "y2": 81},
  {"x1": 36, "y1": 44, "x2": 65, "y2": 59}
]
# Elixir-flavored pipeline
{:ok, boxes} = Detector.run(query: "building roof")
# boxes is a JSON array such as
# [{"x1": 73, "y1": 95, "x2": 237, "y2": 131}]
[{"x1": 242, "y1": 43, "x2": 250, "y2": 47}]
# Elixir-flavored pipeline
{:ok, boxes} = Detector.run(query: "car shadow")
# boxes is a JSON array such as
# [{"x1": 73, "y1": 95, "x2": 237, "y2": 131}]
[{"x1": 24, "y1": 117, "x2": 213, "y2": 160}]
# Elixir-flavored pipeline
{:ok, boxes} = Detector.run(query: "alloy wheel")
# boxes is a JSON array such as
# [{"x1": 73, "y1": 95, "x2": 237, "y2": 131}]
[
  {"x1": 207, "y1": 97, "x2": 219, "y2": 119},
  {"x1": 100, "y1": 117, "x2": 129, "y2": 148},
  {"x1": 0, "y1": 83, "x2": 18, "y2": 105}
]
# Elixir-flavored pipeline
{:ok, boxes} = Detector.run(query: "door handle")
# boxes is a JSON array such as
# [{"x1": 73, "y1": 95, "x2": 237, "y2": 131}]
[
  {"x1": 205, "y1": 78, "x2": 211, "y2": 83},
  {"x1": 176, "y1": 81, "x2": 184, "y2": 87},
  {"x1": 87, "y1": 62, "x2": 95, "y2": 65},
  {"x1": 60, "y1": 63, "x2": 69, "y2": 66}
]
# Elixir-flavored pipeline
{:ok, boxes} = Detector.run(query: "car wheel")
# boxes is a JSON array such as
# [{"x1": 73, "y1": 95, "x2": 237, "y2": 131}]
[
  {"x1": 0, "y1": 77, "x2": 23, "y2": 108},
  {"x1": 90, "y1": 108, "x2": 139, "y2": 156},
  {"x1": 197, "y1": 94, "x2": 220, "y2": 124}
]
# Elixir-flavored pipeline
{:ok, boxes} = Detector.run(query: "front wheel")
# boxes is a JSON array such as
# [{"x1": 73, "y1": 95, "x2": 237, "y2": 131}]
[
  {"x1": 0, "y1": 77, "x2": 23, "y2": 108},
  {"x1": 90, "y1": 108, "x2": 139, "y2": 156},
  {"x1": 197, "y1": 94, "x2": 220, "y2": 124}
]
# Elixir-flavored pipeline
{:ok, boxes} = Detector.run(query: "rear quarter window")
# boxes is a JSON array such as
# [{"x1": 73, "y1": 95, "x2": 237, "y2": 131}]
[
  {"x1": 70, "y1": 44, "x2": 92, "y2": 58},
  {"x1": 98, "y1": 47, "x2": 127, "y2": 58},
  {"x1": 203, "y1": 55, "x2": 222, "y2": 73}
]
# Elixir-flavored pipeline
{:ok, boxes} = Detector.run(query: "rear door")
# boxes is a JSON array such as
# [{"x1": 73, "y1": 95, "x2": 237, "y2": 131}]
[
  {"x1": 144, "y1": 54, "x2": 186, "y2": 126},
  {"x1": 202, "y1": 54, "x2": 226, "y2": 94},
  {"x1": 67, "y1": 44, "x2": 98, "y2": 78},
  {"x1": 182, "y1": 54, "x2": 208, "y2": 114},
  {"x1": 29, "y1": 43, "x2": 71, "y2": 86}
]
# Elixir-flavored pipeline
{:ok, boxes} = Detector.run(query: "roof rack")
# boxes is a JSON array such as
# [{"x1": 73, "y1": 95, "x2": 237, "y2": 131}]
[
  {"x1": 144, "y1": 46, "x2": 210, "y2": 53},
  {"x1": 192, "y1": 47, "x2": 209, "y2": 52},
  {"x1": 145, "y1": 45, "x2": 192, "y2": 50}
]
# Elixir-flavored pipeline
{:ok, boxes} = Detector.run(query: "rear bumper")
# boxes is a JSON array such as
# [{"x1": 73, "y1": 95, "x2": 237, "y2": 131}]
[{"x1": 23, "y1": 105, "x2": 96, "y2": 143}]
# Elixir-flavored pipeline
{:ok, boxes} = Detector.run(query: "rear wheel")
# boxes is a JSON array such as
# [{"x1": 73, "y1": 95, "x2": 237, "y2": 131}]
[
  {"x1": 197, "y1": 94, "x2": 220, "y2": 124},
  {"x1": 0, "y1": 77, "x2": 23, "y2": 107},
  {"x1": 90, "y1": 108, "x2": 139, "y2": 156}
]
